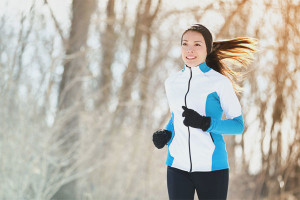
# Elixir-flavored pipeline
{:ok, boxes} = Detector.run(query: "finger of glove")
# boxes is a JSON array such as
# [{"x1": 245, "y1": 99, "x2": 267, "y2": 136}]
[
  {"x1": 156, "y1": 143, "x2": 165, "y2": 149},
  {"x1": 166, "y1": 134, "x2": 172, "y2": 143},
  {"x1": 189, "y1": 110, "x2": 201, "y2": 119},
  {"x1": 165, "y1": 130, "x2": 172, "y2": 138},
  {"x1": 164, "y1": 131, "x2": 172, "y2": 143},
  {"x1": 154, "y1": 130, "x2": 164, "y2": 136},
  {"x1": 182, "y1": 110, "x2": 186, "y2": 117},
  {"x1": 154, "y1": 140, "x2": 164, "y2": 149},
  {"x1": 184, "y1": 108, "x2": 196, "y2": 117},
  {"x1": 153, "y1": 133, "x2": 163, "y2": 141},
  {"x1": 153, "y1": 136, "x2": 166, "y2": 149},
  {"x1": 158, "y1": 137, "x2": 167, "y2": 148},
  {"x1": 155, "y1": 131, "x2": 168, "y2": 140},
  {"x1": 183, "y1": 118, "x2": 189, "y2": 127}
]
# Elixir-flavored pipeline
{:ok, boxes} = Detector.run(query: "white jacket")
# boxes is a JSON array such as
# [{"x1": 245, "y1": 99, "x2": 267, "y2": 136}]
[{"x1": 164, "y1": 61, "x2": 244, "y2": 172}]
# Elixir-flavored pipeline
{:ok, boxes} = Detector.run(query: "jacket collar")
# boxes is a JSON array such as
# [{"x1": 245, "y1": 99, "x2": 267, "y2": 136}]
[{"x1": 182, "y1": 61, "x2": 211, "y2": 74}]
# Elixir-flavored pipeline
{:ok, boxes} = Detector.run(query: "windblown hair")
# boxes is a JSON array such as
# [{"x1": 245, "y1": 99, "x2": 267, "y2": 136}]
[
  {"x1": 181, "y1": 25, "x2": 258, "y2": 96},
  {"x1": 206, "y1": 37, "x2": 258, "y2": 95}
]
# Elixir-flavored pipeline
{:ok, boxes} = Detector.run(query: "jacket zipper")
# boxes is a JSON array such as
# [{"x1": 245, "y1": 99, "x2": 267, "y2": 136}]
[{"x1": 185, "y1": 66, "x2": 193, "y2": 172}]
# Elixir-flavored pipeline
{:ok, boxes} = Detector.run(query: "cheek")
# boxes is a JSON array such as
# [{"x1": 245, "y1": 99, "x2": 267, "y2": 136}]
[
  {"x1": 196, "y1": 48, "x2": 206, "y2": 56},
  {"x1": 181, "y1": 48, "x2": 186, "y2": 56},
  {"x1": 181, "y1": 47, "x2": 185, "y2": 53}
]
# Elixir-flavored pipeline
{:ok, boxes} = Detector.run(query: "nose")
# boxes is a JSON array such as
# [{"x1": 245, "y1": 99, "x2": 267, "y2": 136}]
[{"x1": 186, "y1": 46, "x2": 194, "y2": 53}]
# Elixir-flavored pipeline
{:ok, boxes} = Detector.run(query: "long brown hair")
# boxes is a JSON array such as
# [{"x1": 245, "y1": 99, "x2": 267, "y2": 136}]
[
  {"x1": 206, "y1": 37, "x2": 258, "y2": 95},
  {"x1": 181, "y1": 24, "x2": 258, "y2": 96}
]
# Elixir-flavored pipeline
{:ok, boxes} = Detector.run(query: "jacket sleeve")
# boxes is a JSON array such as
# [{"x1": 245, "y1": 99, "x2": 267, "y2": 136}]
[{"x1": 206, "y1": 78, "x2": 245, "y2": 135}]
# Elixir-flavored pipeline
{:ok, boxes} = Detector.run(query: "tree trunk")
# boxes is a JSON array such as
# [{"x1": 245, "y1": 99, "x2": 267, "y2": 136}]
[
  {"x1": 108, "y1": 0, "x2": 149, "y2": 134},
  {"x1": 97, "y1": 0, "x2": 116, "y2": 110},
  {"x1": 53, "y1": 0, "x2": 96, "y2": 199}
]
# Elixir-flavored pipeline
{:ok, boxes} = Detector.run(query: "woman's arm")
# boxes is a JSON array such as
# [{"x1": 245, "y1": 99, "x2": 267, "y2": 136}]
[
  {"x1": 206, "y1": 114, "x2": 244, "y2": 135},
  {"x1": 206, "y1": 78, "x2": 245, "y2": 135}
]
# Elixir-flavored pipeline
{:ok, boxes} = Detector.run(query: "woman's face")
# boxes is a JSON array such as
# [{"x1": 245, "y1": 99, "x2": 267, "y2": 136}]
[{"x1": 181, "y1": 31, "x2": 207, "y2": 67}]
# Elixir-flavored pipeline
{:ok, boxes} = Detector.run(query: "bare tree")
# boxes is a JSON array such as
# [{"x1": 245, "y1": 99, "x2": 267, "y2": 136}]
[
  {"x1": 96, "y1": 0, "x2": 116, "y2": 109},
  {"x1": 1, "y1": 0, "x2": 299, "y2": 199},
  {"x1": 53, "y1": 0, "x2": 96, "y2": 199}
]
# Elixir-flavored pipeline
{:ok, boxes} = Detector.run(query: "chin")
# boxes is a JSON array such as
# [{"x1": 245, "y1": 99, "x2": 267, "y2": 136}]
[{"x1": 185, "y1": 62, "x2": 198, "y2": 67}]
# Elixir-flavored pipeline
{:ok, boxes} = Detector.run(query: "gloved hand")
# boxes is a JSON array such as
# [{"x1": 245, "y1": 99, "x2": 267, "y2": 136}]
[
  {"x1": 152, "y1": 129, "x2": 172, "y2": 149},
  {"x1": 182, "y1": 106, "x2": 211, "y2": 131}
]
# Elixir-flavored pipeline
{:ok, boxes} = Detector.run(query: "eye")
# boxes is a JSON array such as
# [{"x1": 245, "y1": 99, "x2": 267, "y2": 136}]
[
  {"x1": 195, "y1": 43, "x2": 201, "y2": 46},
  {"x1": 182, "y1": 42, "x2": 187, "y2": 46}
]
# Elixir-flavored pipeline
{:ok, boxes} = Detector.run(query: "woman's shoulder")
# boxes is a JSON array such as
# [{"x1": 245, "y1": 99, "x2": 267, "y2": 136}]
[
  {"x1": 206, "y1": 69, "x2": 234, "y2": 93},
  {"x1": 207, "y1": 68, "x2": 230, "y2": 83},
  {"x1": 165, "y1": 69, "x2": 183, "y2": 83}
]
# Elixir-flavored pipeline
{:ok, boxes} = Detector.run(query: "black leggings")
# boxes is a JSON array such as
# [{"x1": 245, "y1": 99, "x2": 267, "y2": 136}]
[{"x1": 167, "y1": 166, "x2": 229, "y2": 200}]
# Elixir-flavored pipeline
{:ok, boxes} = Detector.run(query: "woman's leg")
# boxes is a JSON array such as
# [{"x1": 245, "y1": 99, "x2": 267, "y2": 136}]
[
  {"x1": 192, "y1": 168, "x2": 229, "y2": 200},
  {"x1": 167, "y1": 166, "x2": 195, "y2": 200}
]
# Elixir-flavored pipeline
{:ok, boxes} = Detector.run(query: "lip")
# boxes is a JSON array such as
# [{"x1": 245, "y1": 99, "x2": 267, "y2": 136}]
[{"x1": 186, "y1": 56, "x2": 197, "y2": 60}]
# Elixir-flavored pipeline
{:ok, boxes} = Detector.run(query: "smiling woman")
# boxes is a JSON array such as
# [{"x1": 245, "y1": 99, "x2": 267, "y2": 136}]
[{"x1": 152, "y1": 24, "x2": 258, "y2": 200}]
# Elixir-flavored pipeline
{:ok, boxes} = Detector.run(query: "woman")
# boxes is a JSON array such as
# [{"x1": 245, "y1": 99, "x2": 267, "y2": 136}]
[{"x1": 152, "y1": 24, "x2": 257, "y2": 200}]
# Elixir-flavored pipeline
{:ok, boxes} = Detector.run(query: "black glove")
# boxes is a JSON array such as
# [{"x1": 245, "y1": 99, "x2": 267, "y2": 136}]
[
  {"x1": 182, "y1": 106, "x2": 211, "y2": 131},
  {"x1": 152, "y1": 129, "x2": 172, "y2": 149}
]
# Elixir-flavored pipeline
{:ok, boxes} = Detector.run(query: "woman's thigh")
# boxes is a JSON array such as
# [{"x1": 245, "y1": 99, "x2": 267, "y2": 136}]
[
  {"x1": 167, "y1": 166, "x2": 195, "y2": 200},
  {"x1": 192, "y1": 169, "x2": 229, "y2": 200}
]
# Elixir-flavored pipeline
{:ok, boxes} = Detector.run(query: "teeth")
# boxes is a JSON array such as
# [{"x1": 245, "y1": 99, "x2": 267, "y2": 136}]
[{"x1": 187, "y1": 57, "x2": 196, "y2": 59}]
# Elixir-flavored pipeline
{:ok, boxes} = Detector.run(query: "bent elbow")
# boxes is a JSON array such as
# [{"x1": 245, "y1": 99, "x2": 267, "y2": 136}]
[
  {"x1": 237, "y1": 122, "x2": 244, "y2": 134},
  {"x1": 233, "y1": 115, "x2": 244, "y2": 134}
]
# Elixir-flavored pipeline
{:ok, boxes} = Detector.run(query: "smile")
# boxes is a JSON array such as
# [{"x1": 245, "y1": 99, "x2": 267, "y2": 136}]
[{"x1": 186, "y1": 56, "x2": 196, "y2": 60}]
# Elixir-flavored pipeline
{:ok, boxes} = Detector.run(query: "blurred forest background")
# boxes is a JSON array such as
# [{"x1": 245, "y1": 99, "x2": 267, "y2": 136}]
[{"x1": 0, "y1": 0, "x2": 299, "y2": 199}]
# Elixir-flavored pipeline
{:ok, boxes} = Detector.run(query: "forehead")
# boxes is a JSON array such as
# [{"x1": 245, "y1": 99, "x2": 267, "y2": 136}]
[{"x1": 182, "y1": 31, "x2": 204, "y2": 41}]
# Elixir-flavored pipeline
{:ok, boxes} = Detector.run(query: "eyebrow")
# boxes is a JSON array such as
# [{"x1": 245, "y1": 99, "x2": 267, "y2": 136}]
[{"x1": 182, "y1": 40, "x2": 203, "y2": 43}]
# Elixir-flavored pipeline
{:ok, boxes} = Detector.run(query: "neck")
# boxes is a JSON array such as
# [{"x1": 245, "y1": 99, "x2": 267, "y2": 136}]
[
  {"x1": 186, "y1": 61, "x2": 206, "y2": 68},
  {"x1": 183, "y1": 61, "x2": 211, "y2": 73}
]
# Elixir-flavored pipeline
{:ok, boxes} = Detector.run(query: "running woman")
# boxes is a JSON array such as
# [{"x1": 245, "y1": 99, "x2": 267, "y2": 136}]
[{"x1": 152, "y1": 24, "x2": 258, "y2": 200}]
